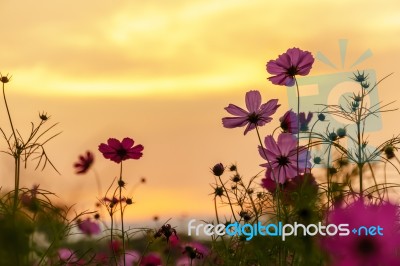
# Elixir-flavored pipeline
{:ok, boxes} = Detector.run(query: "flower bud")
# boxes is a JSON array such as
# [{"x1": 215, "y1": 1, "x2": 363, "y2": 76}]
[{"x1": 212, "y1": 163, "x2": 224, "y2": 177}]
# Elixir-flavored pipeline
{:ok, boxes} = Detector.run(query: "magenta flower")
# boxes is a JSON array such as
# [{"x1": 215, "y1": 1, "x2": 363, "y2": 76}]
[
  {"x1": 58, "y1": 248, "x2": 80, "y2": 264},
  {"x1": 222, "y1": 90, "x2": 280, "y2": 135},
  {"x1": 279, "y1": 110, "x2": 299, "y2": 134},
  {"x1": 322, "y1": 200, "x2": 400, "y2": 266},
  {"x1": 259, "y1": 133, "x2": 311, "y2": 184},
  {"x1": 98, "y1": 137, "x2": 143, "y2": 163},
  {"x1": 77, "y1": 218, "x2": 101, "y2": 236},
  {"x1": 140, "y1": 252, "x2": 162, "y2": 266},
  {"x1": 119, "y1": 250, "x2": 140, "y2": 266},
  {"x1": 74, "y1": 151, "x2": 94, "y2": 174},
  {"x1": 266, "y1": 47, "x2": 314, "y2": 86}
]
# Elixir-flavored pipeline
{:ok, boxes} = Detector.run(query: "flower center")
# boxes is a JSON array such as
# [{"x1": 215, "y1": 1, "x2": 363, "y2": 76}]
[
  {"x1": 277, "y1": 155, "x2": 290, "y2": 166},
  {"x1": 116, "y1": 148, "x2": 127, "y2": 158},
  {"x1": 356, "y1": 237, "x2": 377, "y2": 256},
  {"x1": 286, "y1": 66, "x2": 298, "y2": 76},
  {"x1": 248, "y1": 112, "x2": 260, "y2": 124}
]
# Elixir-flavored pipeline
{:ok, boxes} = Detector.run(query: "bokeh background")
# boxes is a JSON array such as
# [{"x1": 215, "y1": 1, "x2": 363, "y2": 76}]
[{"x1": 1, "y1": 0, "x2": 400, "y2": 228}]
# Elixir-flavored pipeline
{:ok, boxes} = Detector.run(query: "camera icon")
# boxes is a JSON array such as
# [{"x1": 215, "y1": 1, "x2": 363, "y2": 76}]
[{"x1": 287, "y1": 69, "x2": 382, "y2": 165}]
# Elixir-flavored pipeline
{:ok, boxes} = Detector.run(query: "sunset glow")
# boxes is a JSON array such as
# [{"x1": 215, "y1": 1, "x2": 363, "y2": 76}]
[{"x1": 1, "y1": 0, "x2": 400, "y2": 224}]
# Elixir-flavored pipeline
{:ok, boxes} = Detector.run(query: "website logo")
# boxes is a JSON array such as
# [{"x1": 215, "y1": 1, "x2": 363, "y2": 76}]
[{"x1": 187, "y1": 219, "x2": 383, "y2": 241}]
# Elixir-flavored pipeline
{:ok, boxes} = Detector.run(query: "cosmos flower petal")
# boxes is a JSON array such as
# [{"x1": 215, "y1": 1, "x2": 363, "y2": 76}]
[
  {"x1": 260, "y1": 99, "x2": 280, "y2": 116},
  {"x1": 277, "y1": 133, "x2": 298, "y2": 155},
  {"x1": 121, "y1": 137, "x2": 134, "y2": 148},
  {"x1": 245, "y1": 90, "x2": 262, "y2": 113},
  {"x1": 264, "y1": 135, "x2": 280, "y2": 155},
  {"x1": 222, "y1": 117, "x2": 249, "y2": 128},
  {"x1": 243, "y1": 122, "x2": 257, "y2": 135},
  {"x1": 224, "y1": 104, "x2": 248, "y2": 116}
]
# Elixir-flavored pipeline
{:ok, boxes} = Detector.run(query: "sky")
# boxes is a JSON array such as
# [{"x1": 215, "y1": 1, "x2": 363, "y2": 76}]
[{"x1": 1, "y1": 1, "x2": 400, "y2": 228}]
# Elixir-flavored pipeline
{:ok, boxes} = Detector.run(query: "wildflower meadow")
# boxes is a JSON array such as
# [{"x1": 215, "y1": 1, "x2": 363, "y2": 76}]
[{"x1": 1, "y1": 46, "x2": 400, "y2": 266}]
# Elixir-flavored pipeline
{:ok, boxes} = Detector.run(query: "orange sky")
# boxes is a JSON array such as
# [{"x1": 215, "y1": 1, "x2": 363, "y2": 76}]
[{"x1": 1, "y1": 1, "x2": 400, "y2": 226}]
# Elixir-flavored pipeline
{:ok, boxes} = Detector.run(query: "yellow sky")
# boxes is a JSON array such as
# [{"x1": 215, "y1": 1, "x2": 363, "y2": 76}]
[{"x1": 1, "y1": 1, "x2": 400, "y2": 225}]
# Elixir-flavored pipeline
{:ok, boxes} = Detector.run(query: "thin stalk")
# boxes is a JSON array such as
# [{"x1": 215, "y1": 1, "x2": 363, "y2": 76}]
[
  {"x1": 2, "y1": 82, "x2": 18, "y2": 145},
  {"x1": 119, "y1": 162, "x2": 126, "y2": 266},
  {"x1": 217, "y1": 175, "x2": 238, "y2": 221},
  {"x1": 295, "y1": 78, "x2": 300, "y2": 176},
  {"x1": 357, "y1": 86, "x2": 365, "y2": 198},
  {"x1": 13, "y1": 156, "x2": 20, "y2": 212}
]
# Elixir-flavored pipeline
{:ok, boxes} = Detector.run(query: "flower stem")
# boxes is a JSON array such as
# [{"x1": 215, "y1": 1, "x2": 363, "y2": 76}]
[
  {"x1": 217, "y1": 175, "x2": 238, "y2": 221},
  {"x1": 2, "y1": 82, "x2": 20, "y2": 212},
  {"x1": 119, "y1": 162, "x2": 126, "y2": 266},
  {"x1": 295, "y1": 78, "x2": 300, "y2": 177}
]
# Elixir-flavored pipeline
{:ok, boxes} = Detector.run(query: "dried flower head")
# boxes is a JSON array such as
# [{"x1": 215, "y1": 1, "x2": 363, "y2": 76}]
[
  {"x1": 352, "y1": 70, "x2": 369, "y2": 83},
  {"x1": 0, "y1": 73, "x2": 11, "y2": 84},
  {"x1": 154, "y1": 224, "x2": 178, "y2": 243},
  {"x1": 39, "y1": 111, "x2": 49, "y2": 121},
  {"x1": 211, "y1": 163, "x2": 225, "y2": 177}
]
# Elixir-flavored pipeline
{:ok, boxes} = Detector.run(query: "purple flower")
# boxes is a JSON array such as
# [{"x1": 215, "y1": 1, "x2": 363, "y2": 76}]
[
  {"x1": 58, "y1": 248, "x2": 78, "y2": 264},
  {"x1": 266, "y1": 47, "x2": 314, "y2": 86},
  {"x1": 98, "y1": 137, "x2": 143, "y2": 164},
  {"x1": 119, "y1": 250, "x2": 140, "y2": 266},
  {"x1": 259, "y1": 133, "x2": 311, "y2": 184},
  {"x1": 299, "y1": 112, "x2": 313, "y2": 132},
  {"x1": 74, "y1": 151, "x2": 94, "y2": 174},
  {"x1": 222, "y1": 90, "x2": 280, "y2": 135},
  {"x1": 77, "y1": 218, "x2": 101, "y2": 236},
  {"x1": 321, "y1": 200, "x2": 400, "y2": 266},
  {"x1": 279, "y1": 110, "x2": 299, "y2": 134}
]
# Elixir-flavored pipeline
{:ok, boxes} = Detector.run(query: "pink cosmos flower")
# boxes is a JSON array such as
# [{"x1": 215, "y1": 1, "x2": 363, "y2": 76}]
[
  {"x1": 98, "y1": 137, "x2": 144, "y2": 163},
  {"x1": 259, "y1": 133, "x2": 311, "y2": 184},
  {"x1": 119, "y1": 250, "x2": 140, "y2": 266},
  {"x1": 58, "y1": 248, "x2": 85, "y2": 265},
  {"x1": 266, "y1": 47, "x2": 314, "y2": 86},
  {"x1": 222, "y1": 90, "x2": 280, "y2": 135},
  {"x1": 140, "y1": 252, "x2": 162, "y2": 266},
  {"x1": 279, "y1": 110, "x2": 299, "y2": 134},
  {"x1": 77, "y1": 218, "x2": 101, "y2": 236},
  {"x1": 322, "y1": 200, "x2": 400, "y2": 266},
  {"x1": 74, "y1": 151, "x2": 94, "y2": 174},
  {"x1": 168, "y1": 234, "x2": 180, "y2": 247}
]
